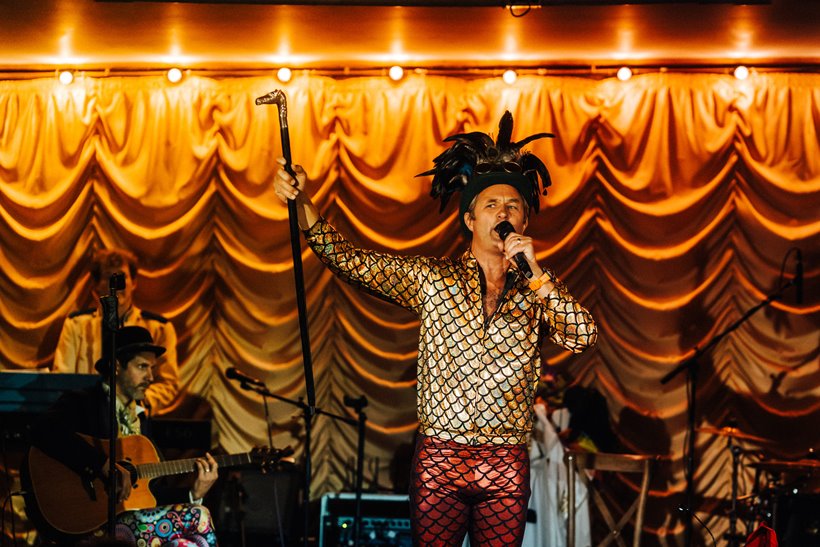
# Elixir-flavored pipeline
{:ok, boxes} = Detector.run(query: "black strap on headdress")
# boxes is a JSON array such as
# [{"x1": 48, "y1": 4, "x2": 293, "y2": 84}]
[{"x1": 417, "y1": 111, "x2": 554, "y2": 231}]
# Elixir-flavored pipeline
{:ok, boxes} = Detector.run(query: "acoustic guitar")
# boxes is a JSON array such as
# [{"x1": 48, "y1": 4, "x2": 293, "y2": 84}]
[{"x1": 24, "y1": 433, "x2": 291, "y2": 538}]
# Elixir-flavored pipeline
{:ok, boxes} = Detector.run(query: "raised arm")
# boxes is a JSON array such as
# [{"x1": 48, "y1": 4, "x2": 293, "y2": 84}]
[{"x1": 273, "y1": 157, "x2": 320, "y2": 230}]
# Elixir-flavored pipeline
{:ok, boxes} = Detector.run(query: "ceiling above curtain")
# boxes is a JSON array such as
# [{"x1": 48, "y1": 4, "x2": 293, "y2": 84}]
[{"x1": 1, "y1": 0, "x2": 818, "y2": 72}]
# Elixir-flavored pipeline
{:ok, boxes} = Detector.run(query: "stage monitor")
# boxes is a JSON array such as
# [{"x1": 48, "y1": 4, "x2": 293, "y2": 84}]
[{"x1": 319, "y1": 492, "x2": 412, "y2": 547}]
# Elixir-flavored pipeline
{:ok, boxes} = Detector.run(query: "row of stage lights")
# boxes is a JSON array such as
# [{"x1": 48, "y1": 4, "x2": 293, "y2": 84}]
[{"x1": 56, "y1": 65, "x2": 755, "y2": 85}]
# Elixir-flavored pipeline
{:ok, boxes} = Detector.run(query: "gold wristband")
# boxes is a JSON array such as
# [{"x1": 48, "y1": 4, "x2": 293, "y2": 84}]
[{"x1": 528, "y1": 271, "x2": 551, "y2": 291}]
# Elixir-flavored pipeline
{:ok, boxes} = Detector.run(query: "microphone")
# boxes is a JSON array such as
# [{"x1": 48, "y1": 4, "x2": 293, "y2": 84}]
[
  {"x1": 343, "y1": 395, "x2": 368, "y2": 412},
  {"x1": 226, "y1": 367, "x2": 266, "y2": 387},
  {"x1": 493, "y1": 221, "x2": 533, "y2": 279},
  {"x1": 109, "y1": 272, "x2": 126, "y2": 293},
  {"x1": 795, "y1": 249, "x2": 803, "y2": 305}
]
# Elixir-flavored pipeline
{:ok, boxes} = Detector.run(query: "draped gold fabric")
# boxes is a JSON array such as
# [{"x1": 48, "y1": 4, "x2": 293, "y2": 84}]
[{"x1": 1, "y1": 73, "x2": 818, "y2": 544}]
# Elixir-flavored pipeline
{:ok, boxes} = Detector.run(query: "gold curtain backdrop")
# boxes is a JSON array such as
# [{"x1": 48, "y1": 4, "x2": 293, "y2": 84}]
[{"x1": 1, "y1": 72, "x2": 818, "y2": 544}]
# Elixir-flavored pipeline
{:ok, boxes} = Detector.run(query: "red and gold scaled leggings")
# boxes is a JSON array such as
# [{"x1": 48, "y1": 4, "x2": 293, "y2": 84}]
[{"x1": 409, "y1": 435, "x2": 530, "y2": 547}]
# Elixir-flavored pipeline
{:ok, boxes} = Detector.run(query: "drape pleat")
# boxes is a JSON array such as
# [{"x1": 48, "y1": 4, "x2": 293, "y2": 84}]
[{"x1": 1, "y1": 72, "x2": 817, "y2": 544}]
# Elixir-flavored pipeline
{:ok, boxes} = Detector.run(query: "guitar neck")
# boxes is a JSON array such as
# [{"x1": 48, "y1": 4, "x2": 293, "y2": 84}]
[{"x1": 137, "y1": 453, "x2": 252, "y2": 480}]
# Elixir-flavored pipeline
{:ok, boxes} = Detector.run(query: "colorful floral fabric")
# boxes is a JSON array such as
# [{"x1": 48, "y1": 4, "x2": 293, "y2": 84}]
[{"x1": 108, "y1": 504, "x2": 218, "y2": 547}]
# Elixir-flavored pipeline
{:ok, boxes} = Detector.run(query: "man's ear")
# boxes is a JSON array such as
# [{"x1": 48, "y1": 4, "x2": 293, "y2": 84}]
[{"x1": 463, "y1": 212, "x2": 475, "y2": 233}]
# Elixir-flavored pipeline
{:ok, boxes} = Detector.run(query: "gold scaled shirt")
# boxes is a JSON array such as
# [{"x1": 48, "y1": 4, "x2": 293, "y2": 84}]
[{"x1": 306, "y1": 218, "x2": 597, "y2": 446}]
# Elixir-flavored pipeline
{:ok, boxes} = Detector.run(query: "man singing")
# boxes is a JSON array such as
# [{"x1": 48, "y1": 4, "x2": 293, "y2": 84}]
[{"x1": 274, "y1": 111, "x2": 597, "y2": 546}]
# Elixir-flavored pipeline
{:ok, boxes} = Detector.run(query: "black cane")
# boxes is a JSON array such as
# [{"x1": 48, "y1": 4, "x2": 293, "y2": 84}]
[{"x1": 256, "y1": 90, "x2": 317, "y2": 547}]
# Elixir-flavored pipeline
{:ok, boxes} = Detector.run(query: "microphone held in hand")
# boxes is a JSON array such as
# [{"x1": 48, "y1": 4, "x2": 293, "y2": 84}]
[
  {"x1": 493, "y1": 221, "x2": 533, "y2": 279},
  {"x1": 225, "y1": 367, "x2": 266, "y2": 387}
]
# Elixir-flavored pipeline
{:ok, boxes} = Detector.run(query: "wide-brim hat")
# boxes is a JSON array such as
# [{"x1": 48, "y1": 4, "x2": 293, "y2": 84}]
[{"x1": 94, "y1": 325, "x2": 165, "y2": 373}]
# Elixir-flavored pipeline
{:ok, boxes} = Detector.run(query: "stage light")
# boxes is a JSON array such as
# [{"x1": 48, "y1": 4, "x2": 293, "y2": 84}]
[
  {"x1": 388, "y1": 65, "x2": 404, "y2": 81},
  {"x1": 734, "y1": 65, "x2": 749, "y2": 80},
  {"x1": 166, "y1": 68, "x2": 183, "y2": 83},
  {"x1": 277, "y1": 67, "x2": 292, "y2": 83},
  {"x1": 502, "y1": 69, "x2": 517, "y2": 85},
  {"x1": 58, "y1": 70, "x2": 74, "y2": 85},
  {"x1": 617, "y1": 66, "x2": 632, "y2": 81}
]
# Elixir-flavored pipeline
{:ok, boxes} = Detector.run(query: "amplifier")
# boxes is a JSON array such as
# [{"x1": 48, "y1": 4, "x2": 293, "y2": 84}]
[
  {"x1": 216, "y1": 466, "x2": 302, "y2": 546},
  {"x1": 319, "y1": 493, "x2": 412, "y2": 547}
]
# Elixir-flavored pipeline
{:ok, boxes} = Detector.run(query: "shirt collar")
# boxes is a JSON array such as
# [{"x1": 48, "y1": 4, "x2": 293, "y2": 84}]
[
  {"x1": 100, "y1": 382, "x2": 147, "y2": 417},
  {"x1": 460, "y1": 249, "x2": 524, "y2": 284}
]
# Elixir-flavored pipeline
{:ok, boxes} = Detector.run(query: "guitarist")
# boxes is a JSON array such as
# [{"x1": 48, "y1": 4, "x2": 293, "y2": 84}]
[{"x1": 28, "y1": 326, "x2": 220, "y2": 546}]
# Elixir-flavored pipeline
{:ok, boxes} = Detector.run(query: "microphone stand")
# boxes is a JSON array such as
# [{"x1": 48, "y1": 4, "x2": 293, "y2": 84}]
[
  {"x1": 261, "y1": 393, "x2": 289, "y2": 547},
  {"x1": 344, "y1": 396, "x2": 368, "y2": 547},
  {"x1": 100, "y1": 272, "x2": 125, "y2": 538},
  {"x1": 660, "y1": 276, "x2": 797, "y2": 546},
  {"x1": 723, "y1": 438, "x2": 747, "y2": 547},
  {"x1": 237, "y1": 382, "x2": 367, "y2": 547}
]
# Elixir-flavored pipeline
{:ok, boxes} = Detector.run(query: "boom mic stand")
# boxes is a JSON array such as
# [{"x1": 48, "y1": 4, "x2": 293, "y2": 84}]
[
  {"x1": 660, "y1": 250, "x2": 801, "y2": 546},
  {"x1": 234, "y1": 380, "x2": 367, "y2": 547},
  {"x1": 100, "y1": 272, "x2": 125, "y2": 538}
]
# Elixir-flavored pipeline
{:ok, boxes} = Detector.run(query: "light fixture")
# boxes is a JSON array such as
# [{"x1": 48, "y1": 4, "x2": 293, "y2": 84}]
[
  {"x1": 734, "y1": 65, "x2": 749, "y2": 80},
  {"x1": 166, "y1": 67, "x2": 183, "y2": 83},
  {"x1": 277, "y1": 67, "x2": 292, "y2": 83},
  {"x1": 506, "y1": 3, "x2": 541, "y2": 17},
  {"x1": 617, "y1": 66, "x2": 632, "y2": 81},
  {"x1": 502, "y1": 69, "x2": 517, "y2": 85},
  {"x1": 58, "y1": 70, "x2": 74, "y2": 85},
  {"x1": 388, "y1": 65, "x2": 404, "y2": 81}
]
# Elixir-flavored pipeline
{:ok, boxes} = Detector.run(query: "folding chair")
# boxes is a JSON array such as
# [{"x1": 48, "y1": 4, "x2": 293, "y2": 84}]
[{"x1": 565, "y1": 451, "x2": 656, "y2": 547}]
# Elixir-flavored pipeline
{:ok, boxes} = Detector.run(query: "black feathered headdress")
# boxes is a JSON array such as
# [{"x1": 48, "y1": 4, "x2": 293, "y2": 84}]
[{"x1": 417, "y1": 111, "x2": 554, "y2": 233}]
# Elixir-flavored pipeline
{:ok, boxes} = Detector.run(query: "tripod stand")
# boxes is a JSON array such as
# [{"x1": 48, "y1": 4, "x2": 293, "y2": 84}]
[{"x1": 725, "y1": 435, "x2": 760, "y2": 546}]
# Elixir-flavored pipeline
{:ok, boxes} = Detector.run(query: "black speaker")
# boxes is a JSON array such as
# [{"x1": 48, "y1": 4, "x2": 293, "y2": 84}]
[
  {"x1": 217, "y1": 466, "x2": 302, "y2": 546},
  {"x1": 776, "y1": 493, "x2": 820, "y2": 547},
  {"x1": 319, "y1": 493, "x2": 412, "y2": 547}
]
